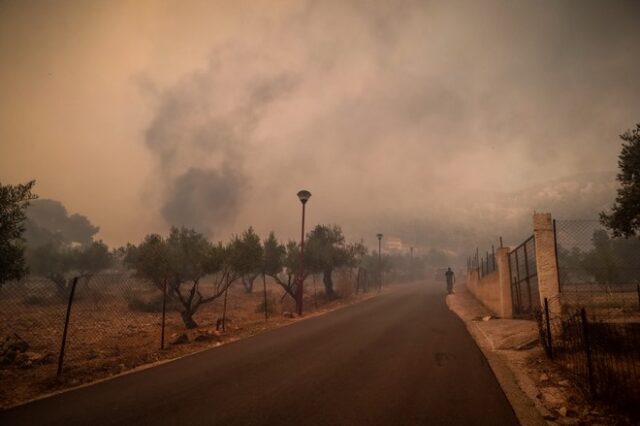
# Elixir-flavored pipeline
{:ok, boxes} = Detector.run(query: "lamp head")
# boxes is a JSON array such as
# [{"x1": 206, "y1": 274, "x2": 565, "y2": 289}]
[
  {"x1": 297, "y1": 190, "x2": 311, "y2": 204},
  {"x1": 376, "y1": 233, "x2": 383, "y2": 240}
]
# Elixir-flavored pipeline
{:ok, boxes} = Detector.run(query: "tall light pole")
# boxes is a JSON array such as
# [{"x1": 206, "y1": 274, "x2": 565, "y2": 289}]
[
  {"x1": 377, "y1": 233, "x2": 383, "y2": 291},
  {"x1": 296, "y1": 190, "x2": 311, "y2": 315}
]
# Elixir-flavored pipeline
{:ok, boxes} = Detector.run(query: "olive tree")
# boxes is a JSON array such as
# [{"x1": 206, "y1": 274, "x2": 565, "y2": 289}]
[
  {"x1": 263, "y1": 232, "x2": 301, "y2": 304},
  {"x1": 231, "y1": 227, "x2": 263, "y2": 293},
  {"x1": 305, "y1": 225, "x2": 354, "y2": 298},
  {"x1": 28, "y1": 240, "x2": 112, "y2": 298},
  {"x1": 0, "y1": 180, "x2": 37, "y2": 287},
  {"x1": 127, "y1": 227, "x2": 236, "y2": 329}
]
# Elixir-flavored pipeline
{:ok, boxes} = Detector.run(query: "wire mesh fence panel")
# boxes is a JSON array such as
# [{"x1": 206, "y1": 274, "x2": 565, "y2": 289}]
[
  {"x1": 555, "y1": 219, "x2": 640, "y2": 319},
  {"x1": 538, "y1": 305, "x2": 640, "y2": 419},
  {"x1": 0, "y1": 277, "x2": 67, "y2": 373},
  {"x1": 61, "y1": 273, "x2": 165, "y2": 374}
]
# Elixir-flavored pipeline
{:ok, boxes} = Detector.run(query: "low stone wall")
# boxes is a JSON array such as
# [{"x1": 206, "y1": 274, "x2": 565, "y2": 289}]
[
  {"x1": 464, "y1": 213, "x2": 562, "y2": 319},
  {"x1": 466, "y1": 269, "x2": 502, "y2": 315},
  {"x1": 466, "y1": 247, "x2": 513, "y2": 318}
]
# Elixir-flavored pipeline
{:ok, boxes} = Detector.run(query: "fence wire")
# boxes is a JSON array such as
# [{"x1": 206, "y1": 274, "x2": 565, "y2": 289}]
[
  {"x1": 538, "y1": 303, "x2": 640, "y2": 419},
  {"x1": 555, "y1": 219, "x2": 640, "y2": 319},
  {"x1": 0, "y1": 278, "x2": 65, "y2": 374},
  {"x1": 0, "y1": 272, "x2": 295, "y2": 382}
]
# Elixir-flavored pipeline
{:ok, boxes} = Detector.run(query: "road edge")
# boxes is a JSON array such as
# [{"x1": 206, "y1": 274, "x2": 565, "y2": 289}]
[
  {"x1": 3, "y1": 285, "x2": 401, "y2": 411},
  {"x1": 446, "y1": 295, "x2": 547, "y2": 426}
]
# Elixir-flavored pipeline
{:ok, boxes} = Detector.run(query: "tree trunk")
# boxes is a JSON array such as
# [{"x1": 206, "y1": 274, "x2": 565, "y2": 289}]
[
  {"x1": 181, "y1": 309, "x2": 198, "y2": 329},
  {"x1": 323, "y1": 268, "x2": 334, "y2": 297},
  {"x1": 262, "y1": 274, "x2": 268, "y2": 321},
  {"x1": 242, "y1": 276, "x2": 255, "y2": 293}
]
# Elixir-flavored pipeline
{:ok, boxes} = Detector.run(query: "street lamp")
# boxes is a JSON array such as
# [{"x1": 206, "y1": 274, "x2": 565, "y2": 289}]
[
  {"x1": 377, "y1": 233, "x2": 383, "y2": 291},
  {"x1": 296, "y1": 190, "x2": 311, "y2": 315}
]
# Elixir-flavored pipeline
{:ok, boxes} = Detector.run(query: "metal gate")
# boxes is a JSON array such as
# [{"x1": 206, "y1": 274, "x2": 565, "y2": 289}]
[{"x1": 508, "y1": 236, "x2": 541, "y2": 317}]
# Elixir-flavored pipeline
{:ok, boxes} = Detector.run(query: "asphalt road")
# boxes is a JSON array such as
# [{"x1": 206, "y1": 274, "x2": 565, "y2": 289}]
[{"x1": 1, "y1": 283, "x2": 518, "y2": 426}]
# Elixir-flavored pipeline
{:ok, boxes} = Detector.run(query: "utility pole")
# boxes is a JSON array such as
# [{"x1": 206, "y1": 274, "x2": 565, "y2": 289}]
[
  {"x1": 296, "y1": 190, "x2": 311, "y2": 315},
  {"x1": 377, "y1": 233, "x2": 383, "y2": 291}
]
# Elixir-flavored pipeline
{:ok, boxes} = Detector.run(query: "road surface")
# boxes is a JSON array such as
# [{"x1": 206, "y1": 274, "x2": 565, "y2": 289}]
[{"x1": 1, "y1": 283, "x2": 518, "y2": 425}]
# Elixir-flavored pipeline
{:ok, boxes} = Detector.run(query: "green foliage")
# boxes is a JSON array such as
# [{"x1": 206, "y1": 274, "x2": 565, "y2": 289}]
[
  {"x1": 74, "y1": 240, "x2": 112, "y2": 275},
  {"x1": 166, "y1": 227, "x2": 218, "y2": 284},
  {"x1": 557, "y1": 229, "x2": 640, "y2": 287},
  {"x1": 28, "y1": 243, "x2": 74, "y2": 285},
  {"x1": 305, "y1": 225, "x2": 349, "y2": 273},
  {"x1": 124, "y1": 234, "x2": 172, "y2": 290},
  {"x1": 346, "y1": 240, "x2": 368, "y2": 268},
  {"x1": 305, "y1": 225, "x2": 354, "y2": 297},
  {"x1": 27, "y1": 239, "x2": 112, "y2": 297},
  {"x1": 261, "y1": 233, "x2": 299, "y2": 301},
  {"x1": 601, "y1": 123, "x2": 640, "y2": 237},
  {"x1": 126, "y1": 227, "x2": 232, "y2": 329},
  {"x1": 263, "y1": 232, "x2": 285, "y2": 276},
  {"x1": 228, "y1": 227, "x2": 263, "y2": 292},
  {"x1": 583, "y1": 230, "x2": 618, "y2": 285},
  {"x1": 0, "y1": 180, "x2": 37, "y2": 285}
]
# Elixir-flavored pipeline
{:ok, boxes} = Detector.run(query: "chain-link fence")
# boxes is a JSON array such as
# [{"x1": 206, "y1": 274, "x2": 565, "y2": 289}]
[
  {"x1": 0, "y1": 277, "x2": 66, "y2": 374},
  {"x1": 555, "y1": 219, "x2": 640, "y2": 319},
  {"x1": 0, "y1": 272, "x2": 299, "y2": 392},
  {"x1": 538, "y1": 301, "x2": 640, "y2": 419}
]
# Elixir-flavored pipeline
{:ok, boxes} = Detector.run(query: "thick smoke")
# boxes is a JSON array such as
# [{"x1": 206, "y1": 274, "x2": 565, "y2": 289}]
[
  {"x1": 143, "y1": 47, "x2": 297, "y2": 236},
  {"x1": 161, "y1": 167, "x2": 245, "y2": 236},
  {"x1": 25, "y1": 199, "x2": 99, "y2": 247},
  {"x1": 139, "y1": 0, "x2": 640, "y2": 252}
]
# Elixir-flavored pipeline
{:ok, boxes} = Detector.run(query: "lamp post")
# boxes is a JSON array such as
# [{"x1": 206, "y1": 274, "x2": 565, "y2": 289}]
[
  {"x1": 377, "y1": 233, "x2": 383, "y2": 291},
  {"x1": 296, "y1": 190, "x2": 311, "y2": 315}
]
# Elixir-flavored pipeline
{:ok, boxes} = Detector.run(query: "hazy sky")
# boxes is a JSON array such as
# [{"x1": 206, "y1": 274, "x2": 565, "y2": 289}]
[{"x1": 1, "y1": 0, "x2": 639, "y2": 255}]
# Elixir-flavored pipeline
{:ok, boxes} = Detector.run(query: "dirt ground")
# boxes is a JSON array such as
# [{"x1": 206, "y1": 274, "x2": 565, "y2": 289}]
[{"x1": 0, "y1": 271, "x2": 385, "y2": 409}]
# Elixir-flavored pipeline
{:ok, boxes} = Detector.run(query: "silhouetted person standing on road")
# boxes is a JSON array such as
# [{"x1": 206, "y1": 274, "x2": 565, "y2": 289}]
[{"x1": 445, "y1": 267, "x2": 455, "y2": 294}]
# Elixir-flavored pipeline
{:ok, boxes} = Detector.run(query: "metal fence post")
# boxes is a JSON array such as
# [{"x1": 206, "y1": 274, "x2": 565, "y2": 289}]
[
  {"x1": 57, "y1": 276, "x2": 79, "y2": 377},
  {"x1": 263, "y1": 274, "x2": 268, "y2": 321},
  {"x1": 222, "y1": 274, "x2": 229, "y2": 331},
  {"x1": 580, "y1": 308, "x2": 595, "y2": 396},
  {"x1": 553, "y1": 219, "x2": 562, "y2": 292},
  {"x1": 492, "y1": 245, "x2": 495, "y2": 271},
  {"x1": 161, "y1": 280, "x2": 167, "y2": 350},
  {"x1": 544, "y1": 297, "x2": 553, "y2": 358}
]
